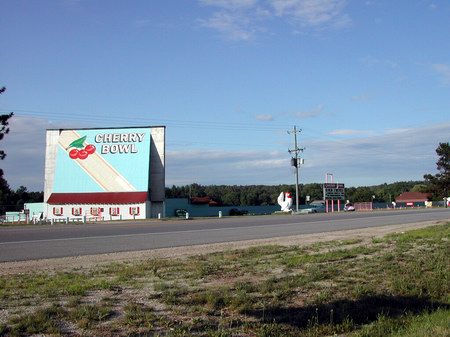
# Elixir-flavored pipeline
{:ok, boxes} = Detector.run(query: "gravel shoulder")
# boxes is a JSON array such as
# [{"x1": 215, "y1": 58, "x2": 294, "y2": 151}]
[{"x1": 0, "y1": 220, "x2": 445, "y2": 276}]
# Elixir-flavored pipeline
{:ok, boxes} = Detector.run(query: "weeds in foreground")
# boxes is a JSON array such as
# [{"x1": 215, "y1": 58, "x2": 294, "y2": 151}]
[
  {"x1": 6, "y1": 304, "x2": 66, "y2": 336},
  {"x1": 123, "y1": 302, "x2": 156, "y2": 328},
  {"x1": 0, "y1": 223, "x2": 448, "y2": 336}
]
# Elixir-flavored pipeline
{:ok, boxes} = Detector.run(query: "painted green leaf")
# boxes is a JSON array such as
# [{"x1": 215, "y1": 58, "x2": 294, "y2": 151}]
[{"x1": 68, "y1": 136, "x2": 86, "y2": 149}]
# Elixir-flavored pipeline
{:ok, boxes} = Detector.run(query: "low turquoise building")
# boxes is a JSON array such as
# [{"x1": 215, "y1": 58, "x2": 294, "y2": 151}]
[{"x1": 165, "y1": 198, "x2": 279, "y2": 218}]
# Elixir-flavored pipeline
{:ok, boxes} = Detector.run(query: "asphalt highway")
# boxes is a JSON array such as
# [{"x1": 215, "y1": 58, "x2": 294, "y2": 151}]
[{"x1": 0, "y1": 208, "x2": 449, "y2": 262}]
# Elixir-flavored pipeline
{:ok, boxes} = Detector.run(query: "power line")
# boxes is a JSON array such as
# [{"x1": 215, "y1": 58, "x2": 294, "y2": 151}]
[
  {"x1": 0, "y1": 109, "x2": 292, "y2": 132},
  {"x1": 3, "y1": 108, "x2": 438, "y2": 160},
  {"x1": 0, "y1": 110, "x2": 301, "y2": 151}
]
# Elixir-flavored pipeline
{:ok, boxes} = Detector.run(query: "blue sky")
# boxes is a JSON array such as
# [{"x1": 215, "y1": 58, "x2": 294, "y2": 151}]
[{"x1": 1, "y1": 0, "x2": 449, "y2": 191}]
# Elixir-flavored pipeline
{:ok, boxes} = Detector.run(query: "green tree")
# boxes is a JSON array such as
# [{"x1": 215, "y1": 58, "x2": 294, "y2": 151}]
[
  {"x1": 0, "y1": 87, "x2": 14, "y2": 160},
  {"x1": 0, "y1": 88, "x2": 43, "y2": 211},
  {"x1": 189, "y1": 183, "x2": 206, "y2": 198},
  {"x1": 411, "y1": 184, "x2": 428, "y2": 193},
  {"x1": 222, "y1": 192, "x2": 238, "y2": 206},
  {"x1": 240, "y1": 188, "x2": 258, "y2": 206},
  {"x1": 204, "y1": 185, "x2": 224, "y2": 204},
  {"x1": 302, "y1": 183, "x2": 323, "y2": 202},
  {"x1": 351, "y1": 186, "x2": 374, "y2": 202},
  {"x1": 424, "y1": 142, "x2": 450, "y2": 199},
  {"x1": 0, "y1": 87, "x2": 14, "y2": 214}
]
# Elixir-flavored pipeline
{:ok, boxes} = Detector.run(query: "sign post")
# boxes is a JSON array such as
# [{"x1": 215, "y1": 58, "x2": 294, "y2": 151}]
[{"x1": 323, "y1": 174, "x2": 345, "y2": 212}]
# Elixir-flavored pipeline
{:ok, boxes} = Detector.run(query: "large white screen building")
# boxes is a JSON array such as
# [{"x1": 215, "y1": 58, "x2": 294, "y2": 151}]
[{"x1": 43, "y1": 126, "x2": 165, "y2": 221}]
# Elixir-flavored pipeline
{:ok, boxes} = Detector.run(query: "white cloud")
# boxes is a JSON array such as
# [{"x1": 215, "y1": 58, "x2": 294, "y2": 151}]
[
  {"x1": 268, "y1": 0, "x2": 349, "y2": 27},
  {"x1": 331, "y1": 13, "x2": 352, "y2": 29},
  {"x1": 198, "y1": 0, "x2": 351, "y2": 40},
  {"x1": 2, "y1": 116, "x2": 49, "y2": 191},
  {"x1": 328, "y1": 129, "x2": 375, "y2": 136},
  {"x1": 167, "y1": 149, "x2": 290, "y2": 185},
  {"x1": 302, "y1": 124, "x2": 449, "y2": 186},
  {"x1": 432, "y1": 63, "x2": 450, "y2": 84},
  {"x1": 384, "y1": 128, "x2": 412, "y2": 134},
  {"x1": 4, "y1": 116, "x2": 449, "y2": 190},
  {"x1": 362, "y1": 55, "x2": 398, "y2": 68},
  {"x1": 199, "y1": 0, "x2": 258, "y2": 9},
  {"x1": 292, "y1": 104, "x2": 324, "y2": 118},
  {"x1": 351, "y1": 93, "x2": 373, "y2": 102},
  {"x1": 167, "y1": 123, "x2": 450, "y2": 187},
  {"x1": 255, "y1": 6, "x2": 272, "y2": 18},
  {"x1": 199, "y1": 12, "x2": 255, "y2": 41},
  {"x1": 256, "y1": 114, "x2": 274, "y2": 121}
]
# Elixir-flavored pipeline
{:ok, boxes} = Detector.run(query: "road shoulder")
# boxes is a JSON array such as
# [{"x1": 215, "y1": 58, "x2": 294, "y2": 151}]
[{"x1": 0, "y1": 220, "x2": 446, "y2": 275}]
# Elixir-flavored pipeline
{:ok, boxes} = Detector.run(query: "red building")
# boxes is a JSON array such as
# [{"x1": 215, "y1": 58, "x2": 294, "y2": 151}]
[{"x1": 395, "y1": 192, "x2": 431, "y2": 207}]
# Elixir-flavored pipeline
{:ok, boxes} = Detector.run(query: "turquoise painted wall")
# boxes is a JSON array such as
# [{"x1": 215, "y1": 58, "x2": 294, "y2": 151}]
[
  {"x1": 165, "y1": 199, "x2": 279, "y2": 217},
  {"x1": 25, "y1": 202, "x2": 45, "y2": 217}
]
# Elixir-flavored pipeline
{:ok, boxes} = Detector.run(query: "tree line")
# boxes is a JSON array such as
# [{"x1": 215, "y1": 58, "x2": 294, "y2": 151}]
[
  {"x1": 0, "y1": 180, "x2": 435, "y2": 213},
  {"x1": 0, "y1": 179, "x2": 442, "y2": 213},
  {"x1": 165, "y1": 180, "x2": 432, "y2": 206}
]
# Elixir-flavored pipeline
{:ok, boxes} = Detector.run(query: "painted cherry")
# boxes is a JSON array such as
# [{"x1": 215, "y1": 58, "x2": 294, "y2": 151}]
[
  {"x1": 69, "y1": 149, "x2": 79, "y2": 159},
  {"x1": 85, "y1": 144, "x2": 96, "y2": 154},
  {"x1": 78, "y1": 149, "x2": 89, "y2": 160}
]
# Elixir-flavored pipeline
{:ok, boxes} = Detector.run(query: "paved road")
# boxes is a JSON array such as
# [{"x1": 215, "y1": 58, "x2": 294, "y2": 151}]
[{"x1": 1, "y1": 208, "x2": 449, "y2": 262}]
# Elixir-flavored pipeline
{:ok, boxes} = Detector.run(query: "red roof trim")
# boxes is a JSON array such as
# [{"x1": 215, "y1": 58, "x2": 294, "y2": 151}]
[
  {"x1": 395, "y1": 191, "x2": 431, "y2": 202},
  {"x1": 47, "y1": 192, "x2": 148, "y2": 204},
  {"x1": 190, "y1": 196, "x2": 211, "y2": 205}
]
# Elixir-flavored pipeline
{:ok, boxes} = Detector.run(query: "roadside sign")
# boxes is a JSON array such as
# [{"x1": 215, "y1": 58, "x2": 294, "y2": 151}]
[{"x1": 323, "y1": 183, "x2": 345, "y2": 200}]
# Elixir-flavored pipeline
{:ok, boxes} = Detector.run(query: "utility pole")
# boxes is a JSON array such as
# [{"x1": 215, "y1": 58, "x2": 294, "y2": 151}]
[{"x1": 288, "y1": 126, "x2": 305, "y2": 213}]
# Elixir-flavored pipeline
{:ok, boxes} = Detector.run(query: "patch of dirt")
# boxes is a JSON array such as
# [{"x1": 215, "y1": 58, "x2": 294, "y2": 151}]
[{"x1": 0, "y1": 220, "x2": 445, "y2": 276}]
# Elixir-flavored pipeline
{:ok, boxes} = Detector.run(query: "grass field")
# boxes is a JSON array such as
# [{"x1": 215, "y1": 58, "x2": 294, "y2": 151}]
[{"x1": 0, "y1": 223, "x2": 449, "y2": 336}]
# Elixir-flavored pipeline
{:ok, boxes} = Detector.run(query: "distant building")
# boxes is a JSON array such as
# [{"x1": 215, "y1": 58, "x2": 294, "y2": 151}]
[{"x1": 395, "y1": 191, "x2": 431, "y2": 207}]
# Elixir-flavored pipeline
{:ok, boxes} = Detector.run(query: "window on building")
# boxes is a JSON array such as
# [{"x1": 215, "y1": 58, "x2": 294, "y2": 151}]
[
  {"x1": 90, "y1": 207, "x2": 101, "y2": 216},
  {"x1": 53, "y1": 207, "x2": 63, "y2": 216},
  {"x1": 110, "y1": 207, "x2": 120, "y2": 216},
  {"x1": 72, "y1": 207, "x2": 82, "y2": 216},
  {"x1": 129, "y1": 207, "x2": 140, "y2": 215}
]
